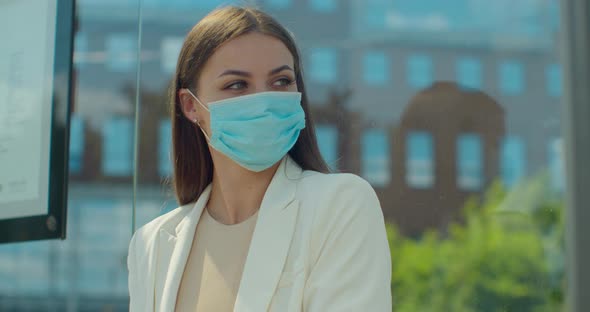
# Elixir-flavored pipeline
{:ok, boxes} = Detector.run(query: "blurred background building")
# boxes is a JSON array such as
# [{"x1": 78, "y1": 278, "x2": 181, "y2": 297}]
[{"x1": 0, "y1": 0, "x2": 565, "y2": 310}]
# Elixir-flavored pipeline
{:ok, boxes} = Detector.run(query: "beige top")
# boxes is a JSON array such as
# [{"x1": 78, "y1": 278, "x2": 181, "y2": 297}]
[{"x1": 175, "y1": 207, "x2": 259, "y2": 312}]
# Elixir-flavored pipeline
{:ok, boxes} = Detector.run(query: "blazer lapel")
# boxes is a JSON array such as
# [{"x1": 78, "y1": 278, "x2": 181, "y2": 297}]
[
  {"x1": 234, "y1": 157, "x2": 302, "y2": 312},
  {"x1": 157, "y1": 185, "x2": 211, "y2": 312}
]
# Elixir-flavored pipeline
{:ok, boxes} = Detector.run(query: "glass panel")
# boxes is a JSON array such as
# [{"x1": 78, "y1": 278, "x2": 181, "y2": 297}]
[
  {"x1": 1, "y1": 0, "x2": 574, "y2": 310},
  {"x1": 0, "y1": 0, "x2": 140, "y2": 310}
]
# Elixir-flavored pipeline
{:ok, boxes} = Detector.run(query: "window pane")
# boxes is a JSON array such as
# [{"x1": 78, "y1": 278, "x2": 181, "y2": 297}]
[
  {"x1": 310, "y1": 0, "x2": 336, "y2": 12},
  {"x1": 456, "y1": 56, "x2": 482, "y2": 90},
  {"x1": 315, "y1": 125, "x2": 338, "y2": 171},
  {"x1": 407, "y1": 54, "x2": 433, "y2": 89},
  {"x1": 160, "y1": 37, "x2": 183, "y2": 74},
  {"x1": 265, "y1": 0, "x2": 291, "y2": 9},
  {"x1": 499, "y1": 60, "x2": 525, "y2": 95},
  {"x1": 457, "y1": 133, "x2": 483, "y2": 191},
  {"x1": 309, "y1": 47, "x2": 338, "y2": 84},
  {"x1": 363, "y1": 51, "x2": 390, "y2": 86},
  {"x1": 548, "y1": 137, "x2": 565, "y2": 192},
  {"x1": 106, "y1": 33, "x2": 136, "y2": 72},
  {"x1": 546, "y1": 63, "x2": 562, "y2": 98},
  {"x1": 406, "y1": 131, "x2": 434, "y2": 188},
  {"x1": 500, "y1": 136, "x2": 526, "y2": 188},
  {"x1": 69, "y1": 114, "x2": 84, "y2": 174},
  {"x1": 158, "y1": 119, "x2": 172, "y2": 177},
  {"x1": 102, "y1": 117, "x2": 133, "y2": 176},
  {"x1": 362, "y1": 129, "x2": 391, "y2": 186}
]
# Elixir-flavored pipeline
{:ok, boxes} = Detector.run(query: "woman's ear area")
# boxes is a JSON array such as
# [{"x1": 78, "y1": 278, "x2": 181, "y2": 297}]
[{"x1": 178, "y1": 88, "x2": 198, "y2": 122}]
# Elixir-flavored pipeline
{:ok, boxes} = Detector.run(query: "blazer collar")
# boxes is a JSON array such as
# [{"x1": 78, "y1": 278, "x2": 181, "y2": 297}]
[{"x1": 157, "y1": 156, "x2": 302, "y2": 312}]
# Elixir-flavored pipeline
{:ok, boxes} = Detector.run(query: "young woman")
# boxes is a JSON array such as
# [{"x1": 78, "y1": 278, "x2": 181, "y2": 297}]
[{"x1": 127, "y1": 6, "x2": 391, "y2": 312}]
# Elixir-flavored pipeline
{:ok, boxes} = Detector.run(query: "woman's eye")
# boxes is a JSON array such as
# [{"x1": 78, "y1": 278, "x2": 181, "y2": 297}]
[
  {"x1": 273, "y1": 77, "x2": 294, "y2": 87},
  {"x1": 226, "y1": 81, "x2": 247, "y2": 90}
]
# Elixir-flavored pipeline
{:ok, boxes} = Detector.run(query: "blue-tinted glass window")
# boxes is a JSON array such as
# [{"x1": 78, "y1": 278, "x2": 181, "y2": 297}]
[
  {"x1": 363, "y1": 0, "x2": 388, "y2": 29},
  {"x1": 69, "y1": 114, "x2": 84, "y2": 174},
  {"x1": 548, "y1": 137, "x2": 565, "y2": 191},
  {"x1": 160, "y1": 37, "x2": 183, "y2": 74},
  {"x1": 499, "y1": 60, "x2": 525, "y2": 95},
  {"x1": 106, "y1": 33, "x2": 137, "y2": 72},
  {"x1": 74, "y1": 32, "x2": 88, "y2": 68},
  {"x1": 362, "y1": 129, "x2": 391, "y2": 186},
  {"x1": 363, "y1": 51, "x2": 390, "y2": 86},
  {"x1": 406, "y1": 131, "x2": 434, "y2": 188},
  {"x1": 159, "y1": 120, "x2": 172, "y2": 177},
  {"x1": 546, "y1": 63, "x2": 562, "y2": 97},
  {"x1": 266, "y1": 0, "x2": 291, "y2": 9},
  {"x1": 310, "y1": 0, "x2": 336, "y2": 12},
  {"x1": 309, "y1": 47, "x2": 338, "y2": 84},
  {"x1": 457, "y1": 56, "x2": 482, "y2": 90},
  {"x1": 315, "y1": 125, "x2": 338, "y2": 171},
  {"x1": 500, "y1": 136, "x2": 526, "y2": 188},
  {"x1": 407, "y1": 54, "x2": 433, "y2": 89},
  {"x1": 102, "y1": 117, "x2": 133, "y2": 176},
  {"x1": 457, "y1": 134, "x2": 483, "y2": 191}
]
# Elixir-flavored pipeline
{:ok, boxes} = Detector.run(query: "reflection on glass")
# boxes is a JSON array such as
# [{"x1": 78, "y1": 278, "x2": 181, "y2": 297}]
[
  {"x1": 406, "y1": 131, "x2": 434, "y2": 188},
  {"x1": 0, "y1": 0, "x2": 570, "y2": 310}
]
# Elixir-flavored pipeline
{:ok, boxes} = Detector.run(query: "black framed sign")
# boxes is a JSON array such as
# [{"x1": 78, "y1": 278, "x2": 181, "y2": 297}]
[{"x1": 0, "y1": 0, "x2": 75, "y2": 244}]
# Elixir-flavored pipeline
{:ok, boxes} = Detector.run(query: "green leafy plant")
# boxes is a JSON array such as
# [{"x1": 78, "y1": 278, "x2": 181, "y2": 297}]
[{"x1": 388, "y1": 174, "x2": 565, "y2": 312}]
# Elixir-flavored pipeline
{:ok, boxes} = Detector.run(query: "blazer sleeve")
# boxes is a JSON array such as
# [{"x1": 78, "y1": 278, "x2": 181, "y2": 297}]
[{"x1": 303, "y1": 175, "x2": 392, "y2": 311}]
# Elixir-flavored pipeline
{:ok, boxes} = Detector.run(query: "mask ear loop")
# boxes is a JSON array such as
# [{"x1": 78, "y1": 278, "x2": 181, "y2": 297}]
[{"x1": 186, "y1": 89, "x2": 212, "y2": 142}]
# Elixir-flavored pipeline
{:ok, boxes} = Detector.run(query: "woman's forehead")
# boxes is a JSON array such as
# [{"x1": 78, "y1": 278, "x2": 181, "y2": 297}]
[{"x1": 202, "y1": 32, "x2": 295, "y2": 76}]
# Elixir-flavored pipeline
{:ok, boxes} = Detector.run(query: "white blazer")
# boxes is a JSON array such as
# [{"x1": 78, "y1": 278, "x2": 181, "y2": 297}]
[{"x1": 127, "y1": 156, "x2": 392, "y2": 312}]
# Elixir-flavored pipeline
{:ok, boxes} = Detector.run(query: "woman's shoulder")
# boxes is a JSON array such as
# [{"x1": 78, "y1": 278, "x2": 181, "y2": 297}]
[
  {"x1": 130, "y1": 203, "x2": 193, "y2": 248},
  {"x1": 297, "y1": 170, "x2": 376, "y2": 199}
]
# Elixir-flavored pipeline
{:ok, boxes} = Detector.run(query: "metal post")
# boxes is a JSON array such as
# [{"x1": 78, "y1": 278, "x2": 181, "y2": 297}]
[{"x1": 560, "y1": 0, "x2": 590, "y2": 311}]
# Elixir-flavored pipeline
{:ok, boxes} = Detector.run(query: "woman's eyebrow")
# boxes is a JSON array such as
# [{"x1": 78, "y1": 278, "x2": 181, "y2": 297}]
[
  {"x1": 269, "y1": 65, "x2": 294, "y2": 75},
  {"x1": 217, "y1": 65, "x2": 293, "y2": 78},
  {"x1": 217, "y1": 69, "x2": 251, "y2": 78}
]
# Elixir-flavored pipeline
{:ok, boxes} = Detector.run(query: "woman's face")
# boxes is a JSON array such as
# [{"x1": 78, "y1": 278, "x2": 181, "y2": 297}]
[{"x1": 179, "y1": 32, "x2": 298, "y2": 135}]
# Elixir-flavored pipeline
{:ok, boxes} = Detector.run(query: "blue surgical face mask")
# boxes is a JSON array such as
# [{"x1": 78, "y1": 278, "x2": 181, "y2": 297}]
[{"x1": 187, "y1": 90, "x2": 306, "y2": 172}]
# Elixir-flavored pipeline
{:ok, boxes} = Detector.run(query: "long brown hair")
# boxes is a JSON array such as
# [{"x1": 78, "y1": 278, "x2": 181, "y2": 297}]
[{"x1": 170, "y1": 6, "x2": 330, "y2": 205}]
